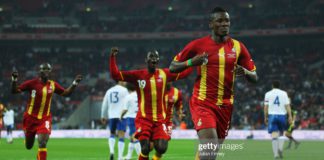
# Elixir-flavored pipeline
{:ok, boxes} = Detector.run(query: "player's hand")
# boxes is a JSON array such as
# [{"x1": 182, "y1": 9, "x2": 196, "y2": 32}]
[
  {"x1": 178, "y1": 113, "x2": 185, "y2": 121},
  {"x1": 111, "y1": 47, "x2": 119, "y2": 56},
  {"x1": 288, "y1": 116, "x2": 293, "y2": 125},
  {"x1": 191, "y1": 52, "x2": 208, "y2": 66},
  {"x1": 101, "y1": 118, "x2": 107, "y2": 125},
  {"x1": 264, "y1": 117, "x2": 268, "y2": 125},
  {"x1": 75, "y1": 75, "x2": 83, "y2": 83},
  {"x1": 235, "y1": 65, "x2": 246, "y2": 76},
  {"x1": 11, "y1": 71, "x2": 18, "y2": 81}
]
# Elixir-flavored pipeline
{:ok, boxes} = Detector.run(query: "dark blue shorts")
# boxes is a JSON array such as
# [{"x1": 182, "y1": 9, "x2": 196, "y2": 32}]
[
  {"x1": 126, "y1": 118, "x2": 136, "y2": 136},
  {"x1": 108, "y1": 118, "x2": 127, "y2": 133},
  {"x1": 268, "y1": 115, "x2": 287, "y2": 133}
]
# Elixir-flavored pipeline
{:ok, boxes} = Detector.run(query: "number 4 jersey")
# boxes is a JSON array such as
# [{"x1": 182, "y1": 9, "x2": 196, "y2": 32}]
[
  {"x1": 264, "y1": 88, "x2": 290, "y2": 115},
  {"x1": 110, "y1": 55, "x2": 192, "y2": 122}
]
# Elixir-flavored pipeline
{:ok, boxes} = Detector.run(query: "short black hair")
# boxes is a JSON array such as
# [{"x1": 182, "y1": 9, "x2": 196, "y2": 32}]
[
  {"x1": 272, "y1": 80, "x2": 280, "y2": 88},
  {"x1": 210, "y1": 7, "x2": 227, "y2": 20},
  {"x1": 211, "y1": 7, "x2": 227, "y2": 14},
  {"x1": 147, "y1": 50, "x2": 159, "y2": 56},
  {"x1": 126, "y1": 83, "x2": 136, "y2": 91}
]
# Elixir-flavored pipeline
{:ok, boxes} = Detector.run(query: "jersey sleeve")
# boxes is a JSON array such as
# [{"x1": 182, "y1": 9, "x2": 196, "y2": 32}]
[
  {"x1": 109, "y1": 55, "x2": 139, "y2": 83},
  {"x1": 101, "y1": 91, "x2": 109, "y2": 119},
  {"x1": 165, "y1": 67, "x2": 193, "y2": 82},
  {"x1": 18, "y1": 80, "x2": 32, "y2": 91},
  {"x1": 123, "y1": 96, "x2": 131, "y2": 110},
  {"x1": 238, "y1": 42, "x2": 256, "y2": 71},
  {"x1": 283, "y1": 92, "x2": 290, "y2": 105},
  {"x1": 264, "y1": 93, "x2": 269, "y2": 106},
  {"x1": 172, "y1": 41, "x2": 197, "y2": 62},
  {"x1": 54, "y1": 82, "x2": 65, "y2": 95}
]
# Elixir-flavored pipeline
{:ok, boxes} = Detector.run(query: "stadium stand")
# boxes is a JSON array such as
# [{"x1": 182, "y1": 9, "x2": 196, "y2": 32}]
[{"x1": 0, "y1": 0, "x2": 323, "y2": 130}]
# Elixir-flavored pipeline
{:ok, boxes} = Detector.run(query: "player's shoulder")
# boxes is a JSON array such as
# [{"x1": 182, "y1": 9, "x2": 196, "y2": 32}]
[
  {"x1": 25, "y1": 78, "x2": 39, "y2": 84},
  {"x1": 191, "y1": 35, "x2": 211, "y2": 45}
]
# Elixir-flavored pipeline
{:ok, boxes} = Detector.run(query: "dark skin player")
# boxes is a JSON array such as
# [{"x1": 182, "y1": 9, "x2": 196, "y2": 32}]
[
  {"x1": 169, "y1": 8, "x2": 258, "y2": 160},
  {"x1": 11, "y1": 63, "x2": 82, "y2": 150},
  {"x1": 111, "y1": 48, "x2": 169, "y2": 158}
]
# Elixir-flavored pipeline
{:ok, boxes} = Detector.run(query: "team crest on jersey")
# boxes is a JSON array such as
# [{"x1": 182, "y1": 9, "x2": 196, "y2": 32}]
[
  {"x1": 231, "y1": 47, "x2": 236, "y2": 52},
  {"x1": 48, "y1": 86, "x2": 53, "y2": 93},
  {"x1": 227, "y1": 53, "x2": 236, "y2": 59},
  {"x1": 197, "y1": 118, "x2": 202, "y2": 127}
]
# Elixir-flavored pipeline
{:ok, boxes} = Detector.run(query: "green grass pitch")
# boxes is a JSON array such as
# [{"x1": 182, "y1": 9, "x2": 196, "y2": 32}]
[{"x1": 0, "y1": 138, "x2": 323, "y2": 160}]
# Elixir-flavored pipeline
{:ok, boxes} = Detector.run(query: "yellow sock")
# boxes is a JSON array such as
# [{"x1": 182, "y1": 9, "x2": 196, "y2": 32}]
[
  {"x1": 195, "y1": 151, "x2": 200, "y2": 160},
  {"x1": 152, "y1": 154, "x2": 161, "y2": 160}
]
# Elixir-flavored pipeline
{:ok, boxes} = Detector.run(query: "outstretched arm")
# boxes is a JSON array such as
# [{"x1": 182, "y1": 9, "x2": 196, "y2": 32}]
[
  {"x1": 169, "y1": 53, "x2": 208, "y2": 73},
  {"x1": 60, "y1": 75, "x2": 83, "y2": 96}
]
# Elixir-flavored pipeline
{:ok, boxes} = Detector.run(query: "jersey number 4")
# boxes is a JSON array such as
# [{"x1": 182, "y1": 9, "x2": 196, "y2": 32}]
[
  {"x1": 274, "y1": 96, "x2": 280, "y2": 106},
  {"x1": 110, "y1": 92, "x2": 119, "y2": 103}
]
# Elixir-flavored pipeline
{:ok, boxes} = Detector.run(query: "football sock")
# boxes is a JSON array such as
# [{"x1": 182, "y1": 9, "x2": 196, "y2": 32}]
[
  {"x1": 118, "y1": 138, "x2": 125, "y2": 159},
  {"x1": 109, "y1": 136, "x2": 116, "y2": 154},
  {"x1": 37, "y1": 148, "x2": 47, "y2": 160},
  {"x1": 152, "y1": 154, "x2": 161, "y2": 160},
  {"x1": 272, "y1": 138, "x2": 279, "y2": 157},
  {"x1": 125, "y1": 142, "x2": 135, "y2": 159},
  {"x1": 135, "y1": 141, "x2": 141, "y2": 155},
  {"x1": 138, "y1": 152, "x2": 148, "y2": 160},
  {"x1": 278, "y1": 136, "x2": 285, "y2": 151}
]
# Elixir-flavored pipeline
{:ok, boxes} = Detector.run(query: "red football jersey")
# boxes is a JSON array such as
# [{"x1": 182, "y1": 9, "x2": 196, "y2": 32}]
[
  {"x1": 19, "y1": 78, "x2": 65, "y2": 119},
  {"x1": 110, "y1": 55, "x2": 191, "y2": 122},
  {"x1": 164, "y1": 87, "x2": 183, "y2": 123},
  {"x1": 173, "y1": 36, "x2": 256, "y2": 107}
]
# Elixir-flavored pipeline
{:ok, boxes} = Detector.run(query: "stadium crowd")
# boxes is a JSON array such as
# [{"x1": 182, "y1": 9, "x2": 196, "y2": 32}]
[
  {"x1": 0, "y1": 0, "x2": 323, "y2": 33},
  {"x1": 0, "y1": 36, "x2": 322, "y2": 130}
]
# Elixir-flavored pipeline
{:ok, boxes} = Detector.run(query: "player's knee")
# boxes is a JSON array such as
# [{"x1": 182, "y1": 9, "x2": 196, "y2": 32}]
[
  {"x1": 141, "y1": 145, "x2": 150, "y2": 155},
  {"x1": 25, "y1": 144, "x2": 33, "y2": 150},
  {"x1": 155, "y1": 144, "x2": 168, "y2": 154},
  {"x1": 271, "y1": 132, "x2": 279, "y2": 139},
  {"x1": 38, "y1": 140, "x2": 47, "y2": 148},
  {"x1": 140, "y1": 141, "x2": 150, "y2": 155},
  {"x1": 154, "y1": 141, "x2": 168, "y2": 154}
]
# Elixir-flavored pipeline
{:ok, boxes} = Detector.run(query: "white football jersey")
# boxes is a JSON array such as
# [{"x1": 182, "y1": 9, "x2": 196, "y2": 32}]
[
  {"x1": 123, "y1": 92, "x2": 138, "y2": 118},
  {"x1": 101, "y1": 84, "x2": 129, "y2": 119},
  {"x1": 264, "y1": 88, "x2": 290, "y2": 115},
  {"x1": 3, "y1": 109, "x2": 14, "y2": 125}
]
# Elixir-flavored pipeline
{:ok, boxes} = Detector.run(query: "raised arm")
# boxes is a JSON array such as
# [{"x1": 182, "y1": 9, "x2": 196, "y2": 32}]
[
  {"x1": 60, "y1": 75, "x2": 83, "y2": 97},
  {"x1": 109, "y1": 47, "x2": 124, "y2": 81},
  {"x1": 11, "y1": 71, "x2": 21, "y2": 94}
]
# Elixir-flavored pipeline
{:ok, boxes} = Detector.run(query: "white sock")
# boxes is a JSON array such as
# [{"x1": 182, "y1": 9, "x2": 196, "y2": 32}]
[
  {"x1": 109, "y1": 137, "x2": 116, "y2": 154},
  {"x1": 118, "y1": 139, "x2": 125, "y2": 159},
  {"x1": 272, "y1": 138, "x2": 279, "y2": 157},
  {"x1": 278, "y1": 136, "x2": 285, "y2": 151},
  {"x1": 126, "y1": 142, "x2": 135, "y2": 159},
  {"x1": 135, "y1": 141, "x2": 141, "y2": 155}
]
